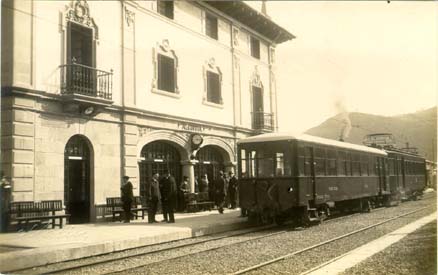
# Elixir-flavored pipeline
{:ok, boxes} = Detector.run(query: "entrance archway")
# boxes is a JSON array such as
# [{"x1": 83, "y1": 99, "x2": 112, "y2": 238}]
[
  {"x1": 194, "y1": 145, "x2": 225, "y2": 184},
  {"x1": 64, "y1": 135, "x2": 92, "y2": 224},
  {"x1": 139, "y1": 141, "x2": 181, "y2": 201}
]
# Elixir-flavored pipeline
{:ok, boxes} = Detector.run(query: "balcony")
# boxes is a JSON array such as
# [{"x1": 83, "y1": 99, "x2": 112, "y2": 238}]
[
  {"x1": 60, "y1": 63, "x2": 113, "y2": 101},
  {"x1": 252, "y1": 111, "x2": 274, "y2": 132}
]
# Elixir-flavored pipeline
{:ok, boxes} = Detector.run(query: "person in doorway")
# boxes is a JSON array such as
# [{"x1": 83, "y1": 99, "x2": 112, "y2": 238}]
[
  {"x1": 121, "y1": 176, "x2": 134, "y2": 223},
  {"x1": 214, "y1": 171, "x2": 227, "y2": 214},
  {"x1": 228, "y1": 171, "x2": 238, "y2": 209},
  {"x1": 199, "y1": 174, "x2": 209, "y2": 193},
  {"x1": 178, "y1": 176, "x2": 190, "y2": 211},
  {"x1": 159, "y1": 170, "x2": 177, "y2": 223},
  {"x1": 146, "y1": 173, "x2": 161, "y2": 223}
]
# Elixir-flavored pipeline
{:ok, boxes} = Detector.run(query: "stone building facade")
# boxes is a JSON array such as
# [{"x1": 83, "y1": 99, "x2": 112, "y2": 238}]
[{"x1": 1, "y1": 0, "x2": 293, "y2": 222}]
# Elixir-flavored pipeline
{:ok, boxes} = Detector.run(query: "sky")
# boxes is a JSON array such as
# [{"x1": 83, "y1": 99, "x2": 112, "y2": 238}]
[{"x1": 248, "y1": 1, "x2": 437, "y2": 133}]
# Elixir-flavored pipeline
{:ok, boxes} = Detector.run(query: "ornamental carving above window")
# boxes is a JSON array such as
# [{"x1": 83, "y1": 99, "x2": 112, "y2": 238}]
[{"x1": 65, "y1": 0, "x2": 98, "y2": 39}]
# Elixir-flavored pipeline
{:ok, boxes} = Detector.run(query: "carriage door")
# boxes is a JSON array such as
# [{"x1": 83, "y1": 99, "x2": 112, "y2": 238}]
[
  {"x1": 64, "y1": 136, "x2": 91, "y2": 224},
  {"x1": 377, "y1": 157, "x2": 387, "y2": 193},
  {"x1": 304, "y1": 146, "x2": 316, "y2": 201}
]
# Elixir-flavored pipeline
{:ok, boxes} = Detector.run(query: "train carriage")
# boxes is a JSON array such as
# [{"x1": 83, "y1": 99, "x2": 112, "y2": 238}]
[
  {"x1": 238, "y1": 133, "x2": 391, "y2": 225},
  {"x1": 385, "y1": 149, "x2": 426, "y2": 201}
]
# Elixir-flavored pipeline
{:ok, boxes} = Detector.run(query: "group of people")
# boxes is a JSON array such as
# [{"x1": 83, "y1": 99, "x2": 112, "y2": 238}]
[
  {"x1": 120, "y1": 171, "x2": 177, "y2": 224},
  {"x1": 120, "y1": 170, "x2": 241, "y2": 224}
]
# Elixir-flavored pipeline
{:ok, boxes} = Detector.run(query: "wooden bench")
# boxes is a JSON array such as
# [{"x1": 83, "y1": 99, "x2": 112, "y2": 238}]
[
  {"x1": 9, "y1": 200, "x2": 70, "y2": 231},
  {"x1": 185, "y1": 192, "x2": 215, "y2": 212},
  {"x1": 106, "y1": 196, "x2": 148, "y2": 222}
]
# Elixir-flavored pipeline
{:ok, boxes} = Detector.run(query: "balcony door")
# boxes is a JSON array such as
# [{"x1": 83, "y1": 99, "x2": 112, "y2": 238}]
[{"x1": 68, "y1": 22, "x2": 93, "y2": 66}]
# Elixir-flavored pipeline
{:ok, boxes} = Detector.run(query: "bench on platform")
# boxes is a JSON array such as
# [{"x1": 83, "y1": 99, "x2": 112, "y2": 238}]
[
  {"x1": 185, "y1": 192, "x2": 215, "y2": 212},
  {"x1": 106, "y1": 196, "x2": 147, "y2": 221},
  {"x1": 9, "y1": 200, "x2": 70, "y2": 231}
]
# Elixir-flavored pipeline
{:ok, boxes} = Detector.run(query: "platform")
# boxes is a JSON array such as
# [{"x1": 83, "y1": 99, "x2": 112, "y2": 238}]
[{"x1": 0, "y1": 209, "x2": 246, "y2": 273}]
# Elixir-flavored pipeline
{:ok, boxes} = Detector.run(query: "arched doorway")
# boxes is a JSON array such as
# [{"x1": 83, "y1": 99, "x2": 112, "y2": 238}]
[
  {"x1": 64, "y1": 135, "x2": 92, "y2": 224},
  {"x1": 194, "y1": 146, "x2": 225, "y2": 184},
  {"x1": 139, "y1": 141, "x2": 181, "y2": 201}
]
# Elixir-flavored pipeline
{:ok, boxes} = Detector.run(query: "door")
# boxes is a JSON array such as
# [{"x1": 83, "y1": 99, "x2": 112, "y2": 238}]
[
  {"x1": 304, "y1": 146, "x2": 316, "y2": 201},
  {"x1": 67, "y1": 159, "x2": 90, "y2": 223},
  {"x1": 252, "y1": 86, "x2": 264, "y2": 128},
  {"x1": 64, "y1": 136, "x2": 91, "y2": 224}
]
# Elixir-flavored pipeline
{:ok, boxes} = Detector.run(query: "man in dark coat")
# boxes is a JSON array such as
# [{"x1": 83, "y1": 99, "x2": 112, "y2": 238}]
[
  {"x1": 159, "y1": 170, "x2": 177, "y2": 223},
  {"x1": 121, "y1": 176, "x2": 134, "y2": 223},
  {"x1": 0, "y1": 174, "x2": 12, "y2": 232},
  {"x1": 146, "y1": 173, "x2": 161, "y2": 223},
  {"x1": 227, "y1": 171, "x2": 238, "y2": 209},
  {"x1": 214, "y1": 171, "x2": 227, "y2": 214}
]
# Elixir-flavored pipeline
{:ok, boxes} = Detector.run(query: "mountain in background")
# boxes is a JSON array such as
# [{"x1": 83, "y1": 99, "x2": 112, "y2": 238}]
[{"x1": 305, "y1": 107, "x2": 437, "y2": 161}]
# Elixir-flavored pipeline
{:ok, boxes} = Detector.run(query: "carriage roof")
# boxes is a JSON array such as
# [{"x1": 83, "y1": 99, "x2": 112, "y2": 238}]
[{"x1": 238, "y1": 132, "x2": 387, "y2": 156}]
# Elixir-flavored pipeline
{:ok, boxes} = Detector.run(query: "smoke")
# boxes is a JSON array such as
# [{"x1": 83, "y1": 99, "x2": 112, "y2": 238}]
[{"x1": 335, "y1": 99, "x2": 351, "y2": 141}]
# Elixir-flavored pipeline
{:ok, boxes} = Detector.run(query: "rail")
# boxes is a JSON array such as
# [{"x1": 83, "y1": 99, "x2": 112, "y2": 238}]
[
  {"x1": 60, "y1": 63, "x2": 113, "y2": 100},
  {"x1": 252, "y1": 111, "x2": 274, "y2": 132}
]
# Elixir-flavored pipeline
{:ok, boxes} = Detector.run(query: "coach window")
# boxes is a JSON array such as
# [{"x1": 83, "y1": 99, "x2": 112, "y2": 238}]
[
  {"x1": 314, "y1": 147, "x2": 326, "y2": 176},
  {"x1": 275, "y1": 152, "x2": 291, "y2": 177},
  {"x1": 240, "y1": 149, "x2": 247, "y2": 178},
  {"x1": 327, "y1": 149, "x2": 337, "y2": 176},
  {"x1": 248, "y1": 150, "x2": 257, "y2": 178},
  {"x1": 257, "y1": 149, "x2": 274, "y2": 177},
  {"x1": 361, "y1": 154, "x2": 369, "y2": 176},
  {"x1": 337, "y1": 151, "x2": 346, "y2": 175},
  {"x1": 351, "y1": 153, "x2": 361, "y2": 176},
  {"x1": 298, "y1": 146, "x2": 305, "y2": 176}
]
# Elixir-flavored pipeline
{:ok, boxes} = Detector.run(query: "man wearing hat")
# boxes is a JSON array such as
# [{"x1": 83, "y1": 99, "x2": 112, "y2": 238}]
[
  {"x1": 214, "y1": 171, "x2": 227, "y2": 214},
  {"x1": 159, "y1": 170, "x2": 177, "y2": 223},
  {"x1": 121, "y1": 176, "x2": 134, "y2": 223},
  {"x1": 227, "y1": 171, "x2": 238, "y2": 209}
]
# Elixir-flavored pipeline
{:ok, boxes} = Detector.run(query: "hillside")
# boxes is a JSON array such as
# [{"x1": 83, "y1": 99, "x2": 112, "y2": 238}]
[{"x1": 305, "y1": 107, "x2": 437, "y2": 161}]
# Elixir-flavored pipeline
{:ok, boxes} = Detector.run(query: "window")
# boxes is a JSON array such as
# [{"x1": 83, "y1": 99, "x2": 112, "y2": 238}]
[
  {"x1": 352, "y1": 153, "x2": 361, "y2": 176},
  {"x1": 314, "y1": 147, "x2": 326, "y2": 176},
  {"x1": 327, "y1": 149, "x2": 337, "y2": 176},
  {"x1": 250, "y1": 36, "x2": 260, "y2": 59},
  {"x1": 205, "y1": 13, "x2": 218, "y2": 40},
  {"x1": 157, "y1": 1, "x2": 174, "y2": 19},
  {"x1": 157, "y1": 54, "x2": 176, "y2": 93},
  {"x1": 207, "y1": 71, "x2": 221, "y2": 104},
  {"x1": 239, "y1": 147, "x2": 291, "y2": 178}
]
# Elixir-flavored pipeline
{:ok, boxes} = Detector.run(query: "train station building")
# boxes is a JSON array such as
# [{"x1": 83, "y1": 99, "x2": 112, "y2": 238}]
[{"x1": 1, "y1": 0, "x2": 293, "y2": 222}]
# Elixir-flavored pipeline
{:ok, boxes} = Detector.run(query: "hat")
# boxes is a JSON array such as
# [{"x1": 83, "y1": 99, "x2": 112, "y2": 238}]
[
  {"x1": 228, "y1": 171, "x2": 234, "y2": 175},
  {"x1": 219, "y1": 171, "x2": 224, "y2": 175}
]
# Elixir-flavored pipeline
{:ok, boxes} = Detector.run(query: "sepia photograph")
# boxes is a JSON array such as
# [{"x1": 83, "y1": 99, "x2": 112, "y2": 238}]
[{"x1": 0, "y1": 0, "x2": 436, "y2": 274}]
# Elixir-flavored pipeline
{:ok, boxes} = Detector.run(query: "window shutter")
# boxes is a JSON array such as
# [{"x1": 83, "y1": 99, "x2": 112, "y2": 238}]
[{"x1": 207, "y1": 71, "x2": 221, "y2": 104}]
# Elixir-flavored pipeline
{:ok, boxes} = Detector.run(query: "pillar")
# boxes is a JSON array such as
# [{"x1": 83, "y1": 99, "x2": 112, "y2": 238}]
[{"x1": 181, "y1": 160, "x2": 196, "y2": 193}]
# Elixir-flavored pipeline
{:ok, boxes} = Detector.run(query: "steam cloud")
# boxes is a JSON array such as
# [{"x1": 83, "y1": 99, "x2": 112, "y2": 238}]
[{"x1": 335, "y1": 99, "x2": 351, "y2": 141}]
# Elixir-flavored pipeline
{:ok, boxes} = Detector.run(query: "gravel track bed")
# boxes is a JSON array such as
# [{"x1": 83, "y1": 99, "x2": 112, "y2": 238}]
[
  {"x1": 246, "y1": 208, "x2": 436, "y2": 274},
  {"x1": 17, "y1": 226, "x2": 274, "y2": 275},
  {"x1": 110, "y1": 199, "x2": 435, "y2": 275},
  {"x1": 341, "y1": 221, "x2": 437, "y2": 275},
  {"x1": 22, "y1": 227, "x2": 285, "y2": 275}
]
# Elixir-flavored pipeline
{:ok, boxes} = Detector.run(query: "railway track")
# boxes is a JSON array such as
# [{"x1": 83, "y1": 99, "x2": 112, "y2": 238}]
[
  {"x1": 16, "y1": 205, "x2": 373, "y2": 275},
  {"x1": 232, "y1": 206, "x2": 431, "y2": 275},
  {"x1": 15, "y1": 194, "x2": 434, "y2": 275}
]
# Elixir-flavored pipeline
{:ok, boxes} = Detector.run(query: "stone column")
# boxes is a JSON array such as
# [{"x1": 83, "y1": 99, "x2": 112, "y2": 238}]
[{"x1": 181, "y1": 160, "x2": 196, "y2": 193}]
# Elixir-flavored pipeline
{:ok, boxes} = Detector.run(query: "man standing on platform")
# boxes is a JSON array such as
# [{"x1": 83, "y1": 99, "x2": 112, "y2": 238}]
[
  {"x1": 214, "y1": 171, "x2": 227, "y2": 214},
  {"x1": 228, "y1": 171, "x2": 238, "y2": 209},
  {"x1": 159, "y1": 170, "x2": 177, "y2": 223},
  {"x1": 121, "y1": 176, "x2": 134, "y2": 223},
  {"x1": 146, "y1": 173, "x2": 161, "y2": 223}
]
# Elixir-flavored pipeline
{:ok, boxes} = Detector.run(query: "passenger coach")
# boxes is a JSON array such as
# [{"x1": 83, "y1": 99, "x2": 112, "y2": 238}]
[{"x1": 237, "y1": 133, "x2": 392, "y2": 225}]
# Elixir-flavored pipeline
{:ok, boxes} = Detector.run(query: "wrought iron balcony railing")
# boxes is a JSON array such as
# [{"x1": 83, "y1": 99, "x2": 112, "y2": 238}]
[
  {"x1": 60, "y1": 63, "x2": 113, "y2": 100},
  {"x1": 252, "y1": 111, "x2": 274, "y2": 132}
]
